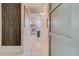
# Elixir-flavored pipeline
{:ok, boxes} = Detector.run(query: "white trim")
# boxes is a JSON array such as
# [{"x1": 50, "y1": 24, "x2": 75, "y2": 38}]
[
  {"x1": 21, "y1": 4, "x2": 24, "y2": 47},
  {"x1": 0, "y1": 3, "x2": 2, "y2": 46}
]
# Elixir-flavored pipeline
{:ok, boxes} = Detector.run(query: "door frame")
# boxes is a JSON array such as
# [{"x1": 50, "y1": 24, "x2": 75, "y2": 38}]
[{"x1": 0, "y1": 3, "x2": 24, "y2": 54}]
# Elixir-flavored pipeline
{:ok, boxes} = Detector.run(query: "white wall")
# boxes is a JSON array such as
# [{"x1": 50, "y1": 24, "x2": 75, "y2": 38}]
[
  {"x1": 71, "y1": 4, "x2": 79, "y2": 55},
  {"x1": 50, "y1": 3, "x2": 59, "y2": 11},
  {"x1": 51, "y1": 4, "x2": 71, "y2": 37},
  {"x1": 50, "y1": 3, "x2": 79, "y2": 56}
]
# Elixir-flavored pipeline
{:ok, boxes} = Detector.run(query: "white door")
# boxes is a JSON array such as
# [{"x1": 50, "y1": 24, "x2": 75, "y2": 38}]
[{"x1": 49, "y1": 3, "x2": 79, "y2": 56}]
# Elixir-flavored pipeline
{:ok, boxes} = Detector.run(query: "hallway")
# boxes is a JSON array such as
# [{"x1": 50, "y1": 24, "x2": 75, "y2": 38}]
[
  {"x1": 0, "y1": 3, "x2": 79, "y2": 56},
  {"x1": 23, "y1": 4, "x2": 48, "y2": 55}
]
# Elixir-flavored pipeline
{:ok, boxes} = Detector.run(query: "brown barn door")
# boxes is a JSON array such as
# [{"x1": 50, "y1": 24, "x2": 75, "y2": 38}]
[{"x1": 2, "y1": 3, "x2": 21, "y2": 46}]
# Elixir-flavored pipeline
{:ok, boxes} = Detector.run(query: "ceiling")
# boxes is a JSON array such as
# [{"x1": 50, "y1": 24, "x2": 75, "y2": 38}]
[
  {"x1": 24, "y1": 3, "x2": 42, "y2": 8},
  {"x1": 24, "y1": 3, "x2": 43, "y2": 13}
]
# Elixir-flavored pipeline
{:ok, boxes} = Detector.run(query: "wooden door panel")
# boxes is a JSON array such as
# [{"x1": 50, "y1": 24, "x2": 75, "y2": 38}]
[{"x1": 2, "y1": 3, "x2": 21, "y2": 46}]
